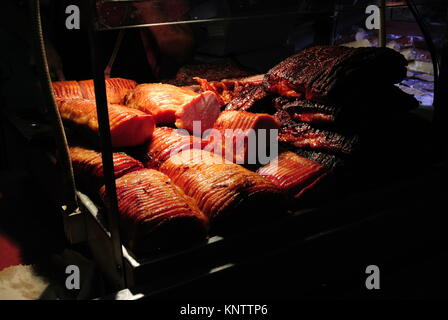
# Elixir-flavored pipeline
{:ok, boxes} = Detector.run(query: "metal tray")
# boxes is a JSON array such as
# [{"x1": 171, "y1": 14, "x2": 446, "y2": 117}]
[{"x1": 79, "y1": 162, "x2": 444, "y2": 296}]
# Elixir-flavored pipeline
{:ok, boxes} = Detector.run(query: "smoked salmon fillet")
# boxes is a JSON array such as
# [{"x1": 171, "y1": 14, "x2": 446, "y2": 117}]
[
  {"x1": 213, "y1": 110, "x2": 280, "y2": 132},
  {"x1": 69, "y1": 146, "x2": 143, "y2": 192},
  {"x1": 52, "y1": 78, "x2": 137, "y2": 104},
  {"x1": 208, "y1": 111, "x2": 280, "y2": 164},
  {"x1": 143, "y1": 127, "x2": 208, "y2": 169},
  {"x1": 159, "y1": 150, "x2": 284, "y2": 233},
  {"x1": 52, "y1": 81, "x2": 84, "y2": 100},
  {"x1": 257, "y1": 151, "x2": 328, "y2": 199},
  {"x1": 57, "y1": 99, "x2": 155, "y2": 147},
  {"x1": 101, "y1": 169, "x2": 208, "y2": 252},
  {"x1": 125, "y1": 83, "x2": 221, "y2": 133},
  {"x1": 78, "y1": 78, "x2": 137, "y2": 104}
]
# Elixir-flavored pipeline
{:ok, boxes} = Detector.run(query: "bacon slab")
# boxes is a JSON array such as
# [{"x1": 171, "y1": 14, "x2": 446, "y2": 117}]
[
  {"x1": 225, "y1": 85, "x2": 272, "y2": 113},
  {"x1": 273, "y1": 110, "x2": 294, "y2": 127},
  {"x1": 125, "y1": 83, "x2": 221, "y2": 133},
  {"x1": 273, "y1": 97, "x2": 339, "y2": 124},
  {"x1": 194, "y1": 76, "x2": 263, "y2": 105},
  {"x1": 143, "y1": 127, "x2": 208, "y2": 169},
  {"x1": 293, "y1": 149, "x2": 344, "y2": 170},
  {"x1": 165, "y1": 62, "x2": 255, "y2": 86},
  {"x1": 101, "y1": 169, "x2": 208, "y2": 253},
  {"x1": 278, "y1": 122, "x2": 358, "y2": 155},
  {"x1": 69, "y1": 146, "x2": 143, "y2": 192},
  {"x1": 264, "y1": 46, "x2": 407, "y2": 102},
  {"x1": 57, "y1": 99, "x2": 155, "y2": 147},
  {"x1": 257, "y1": 151, "x2": 328, "y2": 199},
  {"x1": 159, "y1": 150, "x2": 283, "y2": 233}
]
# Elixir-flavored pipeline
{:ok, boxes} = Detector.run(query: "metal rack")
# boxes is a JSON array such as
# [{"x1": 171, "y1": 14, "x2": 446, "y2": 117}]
[{"x1": 83, "y1": 0, "x2": 338, "y2": 291}]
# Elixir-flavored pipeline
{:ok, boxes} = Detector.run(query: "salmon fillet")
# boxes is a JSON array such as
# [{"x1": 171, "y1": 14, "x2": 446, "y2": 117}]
[
  {"x1": 125, "y1": 83, "x2": 221, "y2": 133},
  {"x1": 208, "y1": 111, "x2": 280, "y2": 164},
  {"x1": 159, "y1": 150, "x2": 284, "y2": 233},
  {"x1": 52, "y1": 81, "x2": 84, "y2": 99},
  {"x1": 143, "y1": 127, "x2": 208, "y2": 169},
  {"x1": 257, "y1": 151, "x2": 328, "y2": 199},
  {"x1": 213, "y1": 110, "x2": 280, "y2": 131},
  {"x1": 52, "y1": 78, "x2": 137, "y2": 104},
  {"x1": 57, "y1": 99, "x2": 155, "y2": 147},
  {"x1": 69, "y1": 146, "x2": 143, "y2": 192},
  {"x1": 100, "y1": 169, "x2": 208, "y2": 253},
  {"x1": 78, "y1": 78, "x2": 137, "y2": 104}
]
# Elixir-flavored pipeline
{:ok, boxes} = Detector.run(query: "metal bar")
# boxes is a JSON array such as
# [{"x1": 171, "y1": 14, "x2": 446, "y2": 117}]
[
  {"x1": 104, "y1": 29, "x2": 125, "y2": 78},
  {"x1": 379, "y1": 0, "x2": 386, "y2": 47},
  {"x1": 95, "y1": 11, "x2": 330, "y2": 31},
  {"x1": 88, "y1": 1, "x2": 126, "y2": 290}
]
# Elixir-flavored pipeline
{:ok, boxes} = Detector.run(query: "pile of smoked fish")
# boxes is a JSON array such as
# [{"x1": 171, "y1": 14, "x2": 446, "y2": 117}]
[{"x1": 54, "y1": 45, "x2": 418, "y2": 254}]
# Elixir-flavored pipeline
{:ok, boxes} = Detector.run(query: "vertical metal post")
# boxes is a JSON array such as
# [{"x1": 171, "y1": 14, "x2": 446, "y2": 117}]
[
  {"x1": 88, "y1": 1, "x2": 126, "y2": 290},
  {"x1": 405, "y1": 0, "x2": 443, "y2": 160},
  {"x1": 30, "y1": 0, "x2": 82, "y2": 243},
  {"x1": 379, "y1": 0, "x2": 386, "y2": 47},
  {"x1": 434, "y1": 18, "x2": 448, "y2": 162}
]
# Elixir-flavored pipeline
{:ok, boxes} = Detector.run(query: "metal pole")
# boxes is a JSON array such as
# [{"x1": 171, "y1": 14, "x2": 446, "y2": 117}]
[
  {"x1": 405, "y1": 0, "x2": 443, "y2": 160},
  {"x1": 88, "y1": 1, "x2": 126, "y2": 290},
  {"x1": 379, "y1": 0, "x2": 386, "y2": 47},
  {"x1": 105, "y1": 30, "x2": 125, "y2": 79}
]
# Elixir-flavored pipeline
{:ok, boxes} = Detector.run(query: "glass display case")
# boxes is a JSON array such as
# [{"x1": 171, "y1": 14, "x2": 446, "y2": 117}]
[{"x1": 20, "y1": 0, "x2": 448, "y2": 298}]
